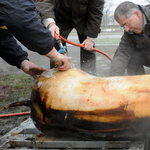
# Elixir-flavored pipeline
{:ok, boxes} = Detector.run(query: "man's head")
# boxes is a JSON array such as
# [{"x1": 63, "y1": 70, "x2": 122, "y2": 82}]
[{"x1": 114, "y1": 1, "x2": 144, "y2": 33}]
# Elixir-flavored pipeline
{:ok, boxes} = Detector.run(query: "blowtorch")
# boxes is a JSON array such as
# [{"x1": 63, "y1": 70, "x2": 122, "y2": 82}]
[{"x1": 53, "y1": 33, "x2": 67, "y2": 68}]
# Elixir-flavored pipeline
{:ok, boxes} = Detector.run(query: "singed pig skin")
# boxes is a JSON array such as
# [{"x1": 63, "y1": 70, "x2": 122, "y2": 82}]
[{"x1": 30, "y1": 68, "x2": 150, "y2": 140}]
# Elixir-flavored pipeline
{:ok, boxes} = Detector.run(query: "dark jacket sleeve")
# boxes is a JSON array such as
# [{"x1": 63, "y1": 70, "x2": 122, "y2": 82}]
[
  {"x1": 83, "y1": 0, "x2": 104, "y2": 38},
  {"x1": 109, "y1": 33, "x2": 135, "y2": 76},
  {"x1": 35, "y1": 0, "x2": 56, "y2": 21},
  {"x1": 0, "y1": 0, "x2": 54, "y2": 55},
  {"x1": 0, "y1": 29, "x2": 28, "y2": 69}
]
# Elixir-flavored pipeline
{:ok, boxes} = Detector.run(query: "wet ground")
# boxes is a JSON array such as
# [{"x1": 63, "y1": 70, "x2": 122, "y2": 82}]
[
  {"x1": 0, "y1": 44, "x2": 117, "y2": 77},
  {"x1": 0, "y1": 30, "x2": 122, "y2": 77}
]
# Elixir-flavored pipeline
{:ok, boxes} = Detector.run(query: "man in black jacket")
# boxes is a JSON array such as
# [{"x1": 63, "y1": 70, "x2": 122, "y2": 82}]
[
  {"x1": 0, "y1": 0, "x2": 70, "y2": 79},
  {"x1": 35, "y1": 0, "x2": 104, "y2": 75},
  {"x1": 109, "y1": 1, "x2": 150, "y2": 76}
]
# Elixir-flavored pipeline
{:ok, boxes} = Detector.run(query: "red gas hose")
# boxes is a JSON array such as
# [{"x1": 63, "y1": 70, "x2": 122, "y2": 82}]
[
  {"x1": 56, "y1": 33, "x2": 112, "y2": 61},
  {"x1": 0, "y1": 111, "x2": 31, "y2": 118}
]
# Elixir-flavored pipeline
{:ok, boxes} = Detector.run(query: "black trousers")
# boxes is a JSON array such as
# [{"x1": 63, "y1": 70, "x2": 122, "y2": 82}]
[
  {"x1": 50, "y1": 20, "x2": 97, "y2": 76},
  {"x1": 127, "y1": 44, "x2": 150, "y2": 75}
]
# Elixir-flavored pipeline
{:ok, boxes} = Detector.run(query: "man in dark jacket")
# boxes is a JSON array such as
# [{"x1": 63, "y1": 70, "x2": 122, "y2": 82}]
[
  {"x1": 0, "y1": 0, "x2": 70, "y2": 79},
  {"x1": 0, "y1": 26, "x2": 48, "y2": 80},
  {"x1": 35, "y1": 0, "x2": 104, "y2": 75},
  {"x1": 109, "y1": 1, "x2": 150, "y2": 76}
]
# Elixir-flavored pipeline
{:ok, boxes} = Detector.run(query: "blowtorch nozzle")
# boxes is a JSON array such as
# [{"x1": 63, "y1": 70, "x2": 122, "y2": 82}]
[{"x1": 56, "y1": 38, "x2": 67, "y2": 55}]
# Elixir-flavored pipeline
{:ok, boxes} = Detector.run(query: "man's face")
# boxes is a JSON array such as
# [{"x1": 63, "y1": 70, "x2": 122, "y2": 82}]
[{"x1": 117, "y1": 12, "x2": 143, "y2": 34}]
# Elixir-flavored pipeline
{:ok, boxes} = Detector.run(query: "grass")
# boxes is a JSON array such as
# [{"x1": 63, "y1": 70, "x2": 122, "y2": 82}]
[
  {"x1": 0, "y1": 74, "x2": 35, "y2": 96},
  {"x1": 0, "y1": 73, "x2": 35, "y2": 112},
  {"x1": 0, "y1": 74, "x2": 35, "y2": 136}
]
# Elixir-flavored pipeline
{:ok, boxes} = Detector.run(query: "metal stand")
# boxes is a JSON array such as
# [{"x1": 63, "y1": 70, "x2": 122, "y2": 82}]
[{"x1": 0, "y1": 118, "x2": 149, "y2": 150}]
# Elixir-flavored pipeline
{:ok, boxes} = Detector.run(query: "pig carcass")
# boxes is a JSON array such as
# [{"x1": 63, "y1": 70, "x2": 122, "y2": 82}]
[{"x1": 30, "y1": 68, "x2": 150, "y2": 140}]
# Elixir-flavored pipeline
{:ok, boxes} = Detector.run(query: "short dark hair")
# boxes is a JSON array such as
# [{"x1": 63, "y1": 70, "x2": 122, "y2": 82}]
[{"x1": 114, "y1": 1, "x2": 140, "y2": 21}]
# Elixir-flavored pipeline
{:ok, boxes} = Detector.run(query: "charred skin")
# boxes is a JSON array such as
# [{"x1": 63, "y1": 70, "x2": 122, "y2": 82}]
[{"x1": 30, "y1": 68, "x2": 150, "y2": 140}]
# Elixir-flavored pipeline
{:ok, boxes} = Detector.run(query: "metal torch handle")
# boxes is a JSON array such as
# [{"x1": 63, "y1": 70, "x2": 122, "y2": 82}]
[{"x1": 53, "y1": 59, "x2": 63, "y2": 68}]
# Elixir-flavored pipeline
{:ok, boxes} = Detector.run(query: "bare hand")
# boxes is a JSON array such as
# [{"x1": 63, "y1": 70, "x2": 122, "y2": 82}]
[
  {"x1": 56, "y1": 54, "x2": 71, "y2": 70},
  {"x1": 20, "y1": 60, "x2": 47, "y2": 80},
  {"x1": 46, "y1": 48, "x2": 71, "y2": 71},
  {"x1": 82, "y1": 39, "x2": 94, "y2": 51},
  {"x1": 48, "y1": 23, "x2": 59, "y2": 38}
]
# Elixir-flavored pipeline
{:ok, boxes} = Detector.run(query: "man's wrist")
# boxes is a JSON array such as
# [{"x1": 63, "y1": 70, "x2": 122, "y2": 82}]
[
  {"x1": 43, "y1": 18, "x2": 55, "y2": 27},
  {"x1": 87, "y1": 37, "x2": 95, "y2": 42},
  {"x1": 48, "y1": 22, "x2": 56, "y2": 28},
  {"x1": 46, "y1": 47, "x2": 59, "y2": 61}
]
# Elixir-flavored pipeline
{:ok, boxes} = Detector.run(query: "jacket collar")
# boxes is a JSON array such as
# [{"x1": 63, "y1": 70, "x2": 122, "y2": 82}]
[{"x1": 138, "y1": 4, "x2": 150, "y2": 23}]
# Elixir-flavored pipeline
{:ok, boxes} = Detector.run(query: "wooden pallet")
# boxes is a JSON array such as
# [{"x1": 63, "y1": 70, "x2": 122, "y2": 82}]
[{"x1": 0, "y1": 118, "x2": 148, "y2": 150}]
